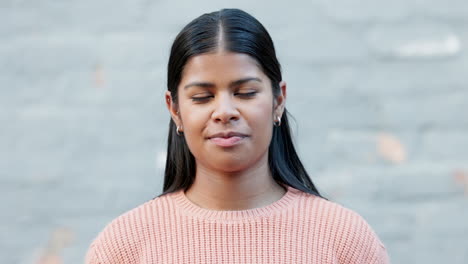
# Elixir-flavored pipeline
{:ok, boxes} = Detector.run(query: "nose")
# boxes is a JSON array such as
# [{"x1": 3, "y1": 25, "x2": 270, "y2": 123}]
[{"x1": 211, "y1": 93, "x2": 240, "y2": 124}]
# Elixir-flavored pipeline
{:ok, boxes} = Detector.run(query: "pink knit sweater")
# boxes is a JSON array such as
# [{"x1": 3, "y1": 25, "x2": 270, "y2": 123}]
[{"x1": 85, "y1": 185, "x2": 390, "y2": 263}]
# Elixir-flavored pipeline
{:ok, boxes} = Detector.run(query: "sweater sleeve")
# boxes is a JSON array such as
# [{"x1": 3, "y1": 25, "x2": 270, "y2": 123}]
[
  {"x1": 360, "y1": 230, "x2": 390, "y2": 264},
  {"x1": 336, "y1": 208, "x2": 391, "y2": 264},
  {"x1": 82, "y1": 208, "x2": 147, "y2": 264},
  {"x1": 84, "y1": 244, "x2": 101, "y2": 264},
  {"x1": 371, "y1": 241, "x2": 390, "y2": 264}
]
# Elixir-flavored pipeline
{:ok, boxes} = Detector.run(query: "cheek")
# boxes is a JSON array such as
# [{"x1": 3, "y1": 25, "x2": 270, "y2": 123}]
[
  {"x1": 179, "y1": 106, "x2": 209, "y2": 148},
  {"x1": 179, "y1": 99, "x2": 207, "y2": 126},
  {"x1": 248, "y1": 102, "x2": 274, "y2": 138}
]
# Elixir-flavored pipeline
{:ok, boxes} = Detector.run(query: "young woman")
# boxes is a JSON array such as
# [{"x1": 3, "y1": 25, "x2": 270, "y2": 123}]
[{"x1": 86, "y1": 8, "x2": 390, "y2": 264}]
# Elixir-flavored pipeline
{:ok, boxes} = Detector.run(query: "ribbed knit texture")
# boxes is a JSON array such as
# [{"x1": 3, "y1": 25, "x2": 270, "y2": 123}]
[{"x1": 85, "y1": 185, "x2": 390, "y2": 263}]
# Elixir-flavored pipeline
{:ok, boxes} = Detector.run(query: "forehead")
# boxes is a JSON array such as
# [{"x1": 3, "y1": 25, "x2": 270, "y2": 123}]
[{"x1": 180, "y1": 52, "x2": 267, "y2": 85}]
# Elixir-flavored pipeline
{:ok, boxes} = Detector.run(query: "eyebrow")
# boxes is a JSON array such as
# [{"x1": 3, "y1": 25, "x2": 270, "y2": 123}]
[{"x1": 183, "y1": 77, "x2": 262, "y2": 90}]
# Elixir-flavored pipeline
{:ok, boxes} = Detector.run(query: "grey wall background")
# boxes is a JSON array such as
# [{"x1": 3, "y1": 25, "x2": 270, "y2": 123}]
[{"x1": 2, "y1": 0, "x2": 468, "y2": 263}]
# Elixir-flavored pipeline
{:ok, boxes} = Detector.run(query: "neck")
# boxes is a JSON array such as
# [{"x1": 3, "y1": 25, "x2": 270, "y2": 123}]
[{"x1": 184, "y1": 156, "x2": 287, "y2": 211}]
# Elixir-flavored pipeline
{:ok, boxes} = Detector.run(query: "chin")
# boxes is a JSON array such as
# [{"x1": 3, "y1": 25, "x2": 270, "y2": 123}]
[{"x1": 209, "y1": 158, "x2": 251, "y2": 173}]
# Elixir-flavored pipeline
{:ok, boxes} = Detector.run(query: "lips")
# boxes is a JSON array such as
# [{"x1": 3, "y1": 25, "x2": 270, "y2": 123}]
[
  {"x1": 208, "y1": 131, "x2": 248, "y2": 139},
  {"x1": 207, "y1": 131, "x2": 248, "y2": 147}
]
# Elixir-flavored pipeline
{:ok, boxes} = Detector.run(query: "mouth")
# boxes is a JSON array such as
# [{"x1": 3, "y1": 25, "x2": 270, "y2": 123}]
[
  {"x1": 207, "y1": 132, "x2": 249, "y2": 147},
  {"x1": 209, "y1": 136, "x2": 246, "y2": 147}
]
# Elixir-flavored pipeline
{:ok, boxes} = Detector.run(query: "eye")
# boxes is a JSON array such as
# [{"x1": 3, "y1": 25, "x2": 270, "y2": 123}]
[
  {"x1": 235, "y1": 91, "x2": 257, "y2": 98},
  {"x1": 191, "y1": 95, "x2": 213, "y2": 102}
]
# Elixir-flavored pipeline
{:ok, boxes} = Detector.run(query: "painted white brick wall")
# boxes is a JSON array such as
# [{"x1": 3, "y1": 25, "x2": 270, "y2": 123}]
[{"x1": 1, "y1": 1, "x2": 467, "y2": 263}]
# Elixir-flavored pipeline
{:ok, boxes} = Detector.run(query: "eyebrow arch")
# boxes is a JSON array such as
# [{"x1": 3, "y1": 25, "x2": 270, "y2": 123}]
[{"x1": 183, "y1": 77, "x2": 262, "y2": 90}]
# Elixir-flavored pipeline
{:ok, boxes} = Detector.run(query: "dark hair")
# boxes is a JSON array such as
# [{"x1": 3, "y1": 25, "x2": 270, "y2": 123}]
[{"x1": 158, "y1": 8, "x2": 325, "y2": 199}]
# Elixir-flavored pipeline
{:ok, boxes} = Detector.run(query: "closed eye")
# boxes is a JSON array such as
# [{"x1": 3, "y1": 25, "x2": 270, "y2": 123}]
[
  {"x1": 235, "y1": 91, "x2": 257, "y2": 98},
  {"x1": 191, "y1": 95, "x2": 213, "y2": 102}
]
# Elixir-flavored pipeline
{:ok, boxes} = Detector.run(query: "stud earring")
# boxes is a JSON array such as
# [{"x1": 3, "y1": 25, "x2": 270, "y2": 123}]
[
  {"x1": 274, "y1": 116, "x2": 281, "y2": 127},
  {"x1": 176, "y1": 125, "x2": 183, "y2": 136}
]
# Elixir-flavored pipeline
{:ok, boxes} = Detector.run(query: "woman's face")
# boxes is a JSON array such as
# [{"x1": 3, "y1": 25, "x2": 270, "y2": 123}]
[{"x1": 166, "y1": 52, "x2": 286, "y2": 173}]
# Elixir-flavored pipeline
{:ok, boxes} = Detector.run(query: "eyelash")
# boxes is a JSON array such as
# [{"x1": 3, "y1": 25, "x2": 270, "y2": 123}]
[{"x1": 191, "y1": 92, "x2": 257, "y2": 102}]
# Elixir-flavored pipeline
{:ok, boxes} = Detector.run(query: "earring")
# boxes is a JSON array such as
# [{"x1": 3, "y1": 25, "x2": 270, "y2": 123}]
[
  {"x1": 176, "y1": 125, "x2": 183, "y2": 136},
  {"x1": 274, "y1": 116, "x2": 281, "y2": 127}
]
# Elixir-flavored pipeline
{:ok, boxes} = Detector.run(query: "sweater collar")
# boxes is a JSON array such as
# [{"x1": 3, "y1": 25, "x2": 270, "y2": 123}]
[{"x1": 170, "y1": 184, "x2": 301, "y2": 221}]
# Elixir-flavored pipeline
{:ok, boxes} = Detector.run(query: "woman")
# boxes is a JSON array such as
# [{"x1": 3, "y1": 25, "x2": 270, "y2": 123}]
[{"x1": 86, "y1": 8, "x2": 390, "y2": 264}]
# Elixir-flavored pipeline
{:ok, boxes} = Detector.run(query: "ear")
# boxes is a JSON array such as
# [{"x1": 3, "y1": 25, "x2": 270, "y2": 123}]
[
  {"x1": 273, "y1": 81, "x2": 287, "y2": 118},
  {"x1": 165, "y1": 91, "x2": 182, "y2": 126}
]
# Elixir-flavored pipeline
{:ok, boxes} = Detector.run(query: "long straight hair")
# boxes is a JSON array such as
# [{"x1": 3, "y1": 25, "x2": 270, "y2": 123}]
[{"x1": 158, "y1": 8, "x2": 325, "y2": 199}]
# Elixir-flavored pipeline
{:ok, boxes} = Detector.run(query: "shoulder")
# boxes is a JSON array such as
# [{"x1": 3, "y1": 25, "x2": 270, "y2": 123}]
[
  {"x1": 298, "y1": 192, "x2": 390, "y2": 263},
  {"x1": 85, "y1": 194, "x2": 174, "y2": 264}
]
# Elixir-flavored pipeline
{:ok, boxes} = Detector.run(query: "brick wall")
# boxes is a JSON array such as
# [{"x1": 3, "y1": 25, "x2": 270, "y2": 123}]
[{"x1": 1, "y1": 1, "x2": 467, "y2": 263}]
